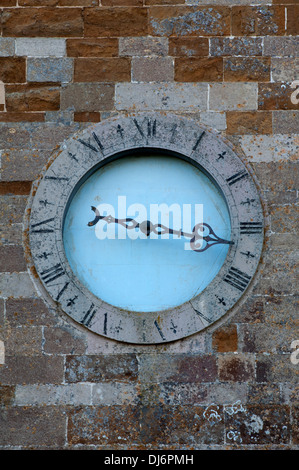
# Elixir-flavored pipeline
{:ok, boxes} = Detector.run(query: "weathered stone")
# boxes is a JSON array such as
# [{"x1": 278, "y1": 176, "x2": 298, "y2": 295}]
[
  {"x1": 239, "y1": 134, "x2": 299, "y2": 162},
  {"x1": 273, "y1": 111, "x2": 299, "y2": 134},
  {"x1": 209, "y1": 82, "x2": 258, "y2": 111},
  {"x1": 210, "y1": 36, "x2": 263, "y2": 56},
  {"x1": 0, "y1": 273, "x2": 37, "y2": 299},
  {"x1": 0, "y1": 38, "x2": 15, "y2": 56},
  {"x1": 61, "y1": 83, "x2": 114, "y2": 112},
  {"x1": 0, "y1": 407, "x2": 66, "y2": 448},
  {"x1": 212, "y1": 324, "x2": 238, "y2": 352},
  {"x1": 74, "y1": 58, "x2": 131, "y2": 82},
  {"x1": 43, "y1": 327, "x2": 86, "y2": 354},
  {"x1": 6, "y1": 298, "x2": 54, "y2": 326},
  {"x1": 149, "y1": 6, "x2": 231, "y2": 36},
  {"x1": 226, "y1": 111, "x2": 272, "y2": 135},
  {"x1": 200, "y1": 111, "x2": 226, "y2": 130},
  {"x1": 175, "y1": 57, "x2": 223, "y2": 81},
  {"x1": 83, "y1": 7, "x2": 148, "y2": 37},
  {"x1": 169, "y1": 37, "x2": 209, "y2": 57},
  {"x1": 67, "y1": 38, "x2": 118, "y2": 57},
  {"x1": 258, "y1": 82, "x2": 299, "y2": 111},
  {"x1": 0, "y1": 245, "x2": 26, "y2": 272},
  {"x1": 0, "y1": 149, "x2": 52, "y2": 181},
  {"x1": 27, "y1": 58, "x2": 73, "y2": 83},
  {"x1": 5, "y1": 84, "x2": 60, "y2": 112},
  {"x1": 0, "y1": 57, "x2": 26, "y2": 83},
  {"x1": 119, "y1": 36, "x2": 169, "y2": 56},
  {"x1": 1, "y1": 8, "x2": 84, "y2": 37},
  {"x1": 65, "y1": 354, "x2": 138, "y2": 383},
  {"x1": 139, "y1": 354, "x2": 217, "y2": 383},
  {"x1": 224, "y1": 57, "x2": 270, "y2": 82},
  {"x1": 115, "y1": 82, "x2": 208, "y2": 111},
  {"x1": 232, "y1": 6, "x2": 285, "y2": 36},
  {"x1": 287, "y1": 5, "x2": 299, "y2": 35},
  {"x1": 68, "y1": 405, "x2": 140, "y2": 446},
  {"x1": 264, "y1": 36, "x2": 299, "y2": 57},
  {"x1": 15, "y1": 383, "x2": 92, "y2": 406},
  {"x1": 15, "y1": 37, "x2": 66, "y2": 57},
  {"x1": 0, "y1": 356, "x2": 64, "y2": 384},
  {"x1": 271, "y1": 58, "x2": 299, "y2": 82},
  {"x1": 225, "y1": 405, "x2": 290, "y2": 445},
  {"x1": 218, "y1": 354, "x2": 255, "y2": 381},
  {"x1": 132, "y1": 57, "x2": 174, "y2": 82}
]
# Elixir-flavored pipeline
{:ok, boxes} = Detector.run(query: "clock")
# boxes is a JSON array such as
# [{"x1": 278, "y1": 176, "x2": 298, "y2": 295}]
[{"x1": 26, "y1": 113, "x2": 264, "y2": 344}]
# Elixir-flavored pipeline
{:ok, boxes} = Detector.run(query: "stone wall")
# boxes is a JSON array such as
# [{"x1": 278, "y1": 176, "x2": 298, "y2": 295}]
[{"x1": 0, "y1": 0, "x2": 298, "y2": 450}]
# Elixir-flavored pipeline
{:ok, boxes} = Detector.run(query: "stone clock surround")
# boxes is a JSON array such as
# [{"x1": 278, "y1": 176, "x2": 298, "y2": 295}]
[{"x1": 25, "y1": 112, "x2": 264, "y2": 344}]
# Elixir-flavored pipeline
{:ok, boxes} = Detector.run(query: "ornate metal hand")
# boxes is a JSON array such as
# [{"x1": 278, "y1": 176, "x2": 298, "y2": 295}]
[{"x1": 88, "y1": 206, "x2": 233, "y2": 252}]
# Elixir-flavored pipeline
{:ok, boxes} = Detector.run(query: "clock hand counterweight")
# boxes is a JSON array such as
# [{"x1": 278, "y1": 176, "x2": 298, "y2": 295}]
[{"x1": 88, "y1": 206, "x2": 233, "y2": 253}]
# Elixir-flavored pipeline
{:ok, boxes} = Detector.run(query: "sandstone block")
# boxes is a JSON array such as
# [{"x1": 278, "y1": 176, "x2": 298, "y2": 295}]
[
  {"x1": 209, "y1": 82, "x2": 258, "y2": 111},
  {"x1": 132, "y1": 57, "x2": 174, "y2": 82}
]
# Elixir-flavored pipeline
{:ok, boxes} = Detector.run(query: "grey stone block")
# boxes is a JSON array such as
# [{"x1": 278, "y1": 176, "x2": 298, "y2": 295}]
[
  {"x1": 115, "y1": 83, "x2": 208, "y2": 111},
  {"x1": 27, "y1": 58, "x2": 73, "y2": 83},
  {"x1": 0, "y1": 38, "x2": 15, "y2": 57},
  {"x1": 15, "y1": 38, "x2": 66, "y2": 57},
  {"x1": 61, "y1": 83, "x2": 114, "y2": 112},
  {"x1": 119, "y1": 37, "x2": 168, "y2": 57},
  {"x1": 209, "y1": 83, "x2": 258, "y2": 111}
]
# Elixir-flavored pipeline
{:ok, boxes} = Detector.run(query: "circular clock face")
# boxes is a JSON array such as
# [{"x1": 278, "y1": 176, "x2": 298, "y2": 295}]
[
  {"x1": 27, "y1": 113, "x2": 264, "y2": 344},
  {"x1": 63, "y1": 153, "x2": 231, "y2": 313}
]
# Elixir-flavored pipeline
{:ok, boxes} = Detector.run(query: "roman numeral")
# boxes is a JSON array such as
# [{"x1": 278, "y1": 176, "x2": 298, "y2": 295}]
[
  {"x1": 30, "y1": 217, "x2": 55, "y2": 233},
  {"x1": 224, "y1": 267, "x2": 251, "y2": 292},
  {"x1": 240, "y1": 222, "x2": 263, "y2": 234},
  {"x1": 56, "y1": 281, "x2": 69, "y2": 301},
  {"x1": 226, "y1": 170, "x2": 248, "y2": 186},
  {"x1": 133, "y1": 118, "x2": 157, "y2": 138},
  {"x1": 81, "y1": 303, "x2": 97, "y2": 327},
  {"x1": 194, "y1": 309, "x2": 212, "y2": 324},
  {"x1": 154, "y1": 320, "x2": 166, "y2": 341},
  {"x1": 192, "y1": 131, "x2": 205, "y2": 151},
  {"x1": 40, "y1": 263, "x2": 65, "y2": 285},
  {"x1": 44, "y1": 176, "x2": 69, "y2": 182}
]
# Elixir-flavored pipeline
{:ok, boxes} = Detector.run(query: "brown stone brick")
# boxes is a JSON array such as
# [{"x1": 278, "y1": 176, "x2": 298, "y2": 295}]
[
  {"x1": 83, "y1": 7, "x2": 148, "y2": 37},
  {"x1": 44, "y1": 327, "x2": 86, "y2": 355},
  {"x1": 169, "y1": 37, "x2": 209, "y2": 57},
  {"x1": 140, "y1": 405, "x2": 224, "y2": 446},
  {"x1": 0, "y1": 182, "x2": 32, "y2": 195},
  {"x1": 145, "y1": 0, "x2": 185, "y2": 4},
  {"x1": 0, "y1": 0, "x2": 16, "y2": 5},
  {"x1": 0, "y1": 407, "x2": 66, "y2": 447},
  {"x1": 65, "y1": 354, "x2": 139, "y2": 383},
  {"x1": 66, "y1": 38, "x2": 119, "y2": 57},
  {"x1": 258, "y1": 83, "x2": 298, "y2": 110},
  {"x1": 68, "y1": 406, "x2": 140, "y2": 446},
  {"x1": 19, "y1": 0, "x2": 96, "y2": 4},
  {"x1": 0, "y1": 58, "x2": 26, "y2": 83},
  {"x1": 0, "y1": 112, "x2": 45, "y2": 122},
  {"x1": 175, "y1": 57, "x2": 223, "y2": 82},
  {"x1": 218, "y1": 354, "x2": 255, "y2": 382},
  {"x1": 0, "y1": 386, "x2": 15, "y2": 406},
  {"x1": 232, "y1": 6, "x2": 285, "y2": 36},
  {"x1": 61, "y1": 83, "x2": 114, "y2": 112},
  {"x1": 1, "y1": 8, "x2": 83, "y2": 37},
  {"x1": 149, "y1": 6, "x2": 231, "y2": 36},
  {"x1": 224, "y1": 57, "x2": 271, "y2": 82},
  {"x1": 74, "y1": 111, "x2": 101, "y2": 122},
  {"x1": 6, "y1": 298, "x2": 54, "y2": 326},
  {"x1": 102, "y1": 0, "x2": 143, "y2": 5},
  {"x1": 0, "y1": 246, "x2": 26, "y2": 272},
  {"x1": 287, "y1": 5, "x2": 299, "y2": 34},
  {"x1": 226, "y1": 111, "x2": 272, "y2": 135},
  {"x1": 0, "y1": 356, "x2": 64, "y2": 384},
  {"x1": 132, "y1": 57, "x2": 174, "y2": 82},
  {"x1": 212, "y1": 325, "x2": 238, "y2": 352},
  {"x1": 210, "y1": 36, "x2": 263, "y2": 57},
  {"x1": 74, "y1": 58, "x2": 131, "y2": 82},
  {"x1": 5, "y1": 84, "x2": 60, "y2": 112},
  {"x1": 226, "y1": 405, "x2": 290, "y2": 444}
]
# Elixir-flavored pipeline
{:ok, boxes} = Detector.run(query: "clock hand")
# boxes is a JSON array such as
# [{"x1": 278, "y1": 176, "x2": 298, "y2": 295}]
[{"x1": 88, "y1": 207, "x2": 233, "y2": 252}]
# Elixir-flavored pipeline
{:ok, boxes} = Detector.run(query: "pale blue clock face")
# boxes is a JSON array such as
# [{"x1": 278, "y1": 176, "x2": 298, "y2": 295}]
[{"x1": 63, "y1": 153, "x2": 231, "y2": 312}]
